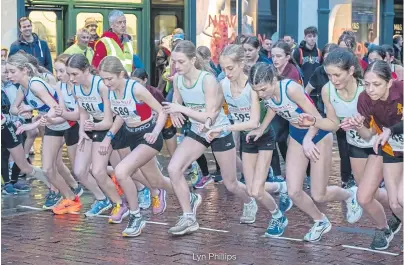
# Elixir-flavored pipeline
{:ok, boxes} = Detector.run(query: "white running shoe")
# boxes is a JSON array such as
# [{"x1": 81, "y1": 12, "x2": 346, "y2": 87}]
[
  {"x1": 304, "y1": 215, "x2": 332, "y2": 242},
  {"x1": 346, "y1": 186, "x2": 363, "y2": 224}
]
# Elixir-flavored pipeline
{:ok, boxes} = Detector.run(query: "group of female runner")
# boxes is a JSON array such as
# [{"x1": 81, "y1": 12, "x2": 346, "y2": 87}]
[{"x1": 1, "y1": 36, "x2": 402, "y2": 250}]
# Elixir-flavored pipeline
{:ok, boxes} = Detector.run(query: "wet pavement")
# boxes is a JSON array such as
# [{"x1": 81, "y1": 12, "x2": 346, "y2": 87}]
[{"x1": 1, "y1": 137, "x2": 403, "y2": 265}]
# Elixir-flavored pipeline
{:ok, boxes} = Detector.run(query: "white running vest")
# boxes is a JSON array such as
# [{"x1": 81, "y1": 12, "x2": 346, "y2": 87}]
[
  {"x1": 328, "y1": 81, "x2": 375, "y2": 148},
  {"x1": 222, "y1": 77, "x2": 252, "y2": 124},
  {"x1": 24, "y1": 77, "x2": 70, "y2": 131},
  {"x1": 73, "y1": 75, "x2": 105, "y2": 121},
  {"x1": 60, "y1": 82, "x2": 76, "y2": 111},
  {"x1": 109, "y1": 79, "x2": 142, "y2": 125},
  {"x1": 177, "y1": 71, "x2": 230, "y2": 137},
  {"x1": 263, "y1": 79, "x2": 302, "y2": 124}
]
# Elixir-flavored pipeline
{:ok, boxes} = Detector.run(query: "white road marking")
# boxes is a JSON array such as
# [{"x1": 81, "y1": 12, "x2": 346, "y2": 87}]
[
  {"x1": 342, "y1": 245, "x2": 399, "y2": 256},
  {"x1": 261, "y1": 235, "x2": 304, "y2": 242}
]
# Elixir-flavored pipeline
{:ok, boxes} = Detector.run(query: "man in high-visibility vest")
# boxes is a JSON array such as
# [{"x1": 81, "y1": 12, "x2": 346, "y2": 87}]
[{"x1": 92, "y1": 10, "x2": 134, "y2": 72}]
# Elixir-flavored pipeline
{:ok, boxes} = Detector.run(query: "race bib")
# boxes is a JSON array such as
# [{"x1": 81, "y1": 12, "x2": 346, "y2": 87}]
[
  {"x1": 346, "y1": 129, "x2": 374, "y2": 148},
  {"x1": 388, "y1": 134, "x2": 404, "y2": 151}
]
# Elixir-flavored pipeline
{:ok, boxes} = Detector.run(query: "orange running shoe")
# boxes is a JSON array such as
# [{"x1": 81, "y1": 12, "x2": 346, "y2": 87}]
[
  {"x1": 52, "y1": 196, "x2": 82, "y2": 215},
  {"x1": 111, "y1": 175, "x2": 124, "y2": 196}
]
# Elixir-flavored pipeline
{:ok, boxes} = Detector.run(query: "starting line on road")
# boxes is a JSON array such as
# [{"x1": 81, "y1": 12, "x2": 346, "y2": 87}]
[
  {"x1": 12, "y1": 205, "x2": 404, "y2": 255},
  {"x1": 342, "y1": 245, "x2": 399, "y2": 256}
]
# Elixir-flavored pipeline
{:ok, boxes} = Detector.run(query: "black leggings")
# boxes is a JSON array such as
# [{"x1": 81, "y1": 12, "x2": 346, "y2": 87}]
[
  {"x1": 270, "y1": 140, "x2": 288, "y2": 176},
  {"x1": 336, "y1": 128, "x2": 352, "y2": 182},
  {"x1": 196, "y1": 154, "x2": 210, "y2": 177}
]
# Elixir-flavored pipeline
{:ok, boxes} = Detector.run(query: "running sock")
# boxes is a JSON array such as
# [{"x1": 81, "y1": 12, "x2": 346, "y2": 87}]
[
  {"x1": 270, "y1": 208, "x2": 283, "y2": 219},
  {"x1": 276, "y1": 182, "x2": 287, "y2": 193},
  {"x1": 184, "y1": 212, "x2": 196, "y2": 221},
  {"x1": 315, "y1": 214, "x2": 326, "y2": 223}
]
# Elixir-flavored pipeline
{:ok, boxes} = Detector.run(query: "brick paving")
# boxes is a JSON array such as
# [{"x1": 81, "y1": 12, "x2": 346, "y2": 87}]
[{"x1": 1, "y1": 139, "x2": 403, "y2": 265}]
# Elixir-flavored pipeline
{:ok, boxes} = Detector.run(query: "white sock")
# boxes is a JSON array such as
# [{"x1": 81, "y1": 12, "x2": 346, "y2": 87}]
[
  {"x1": 270, "y1": 208, "x2": 282, "y2": 219},
  {"x1": 279, "y1": 182, "x2": 287, "y2": 193},
  {"x1": 184, "y1": 212, "x2": 196, "y2": 221}
]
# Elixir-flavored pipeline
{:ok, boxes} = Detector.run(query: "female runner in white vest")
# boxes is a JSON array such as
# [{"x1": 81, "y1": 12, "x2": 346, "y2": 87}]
[
  {"x1": 64, "y1": 54, "x2": 125, "y2": 220},
  {"x1": 206, "y1": 44, "x2": 292, "y2": 237},
  {"x1": 98, "y1": 56, "x2": 175, "y2": 237},
  {"x1": 298, "y1": 48, "x2": 391, "y2": 249},
  {"x1": 248, "y1": 62, "x2": 362, "y2": 242},
  {"x1": 7, "y1": 53, "x2": 82, "y2": 214},
  {"x1": 162, "y1": 40, "x2": 255, "y2": 235},
  {"x1": 52, "y1": 53, "x2": 116, "y2": 217}
]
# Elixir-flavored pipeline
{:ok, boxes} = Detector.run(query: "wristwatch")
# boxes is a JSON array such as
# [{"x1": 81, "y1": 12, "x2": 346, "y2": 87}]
[{"x1": 106, "y1": 131, "x2": 115, "y2": 139}]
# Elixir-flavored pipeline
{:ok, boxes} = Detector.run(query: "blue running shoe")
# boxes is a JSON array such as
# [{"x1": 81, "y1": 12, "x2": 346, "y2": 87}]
[
  {"x1": 304, "y1": 175, "x2": 311, "y2": 189},
  {"x1": 268, "y1": 175, "x2": 285, "y2": 183},
  {"x1": 265, "y1": 215, "x2": 288, "y2": 237},
  {"x1": 43, "y1": 191, "x2": 62, "y2": 209},
  {"x1": 2, "y1": 183, "x2": 17, "y2": 195},
  {"x1": 240, "y1": 174, "x2": 245, "y2": 184},
  {"x1": 138, "y1": 188, "x2": 151, "y2": 210},
  {"x1": 279, "y1": 192, "x2": 293, "y2": 212},
  {"x1": 13, "y1": 180, "x2": 31, "y2": 192},
  {"x1": 72, "y1": 184, "x2": 84, "y2": 197},
  {"x1": 85, "y1": 198, "x2": 112, "y2": 217}
]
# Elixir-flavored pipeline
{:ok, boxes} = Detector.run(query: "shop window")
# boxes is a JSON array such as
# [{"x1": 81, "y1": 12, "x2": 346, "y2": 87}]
[
  {"x1": 29, "y1": 11, "x2": 57, "y2": 60},
  {"x1": 77, "y1": 0, "x2": 142, "y2": 3},
  {"x1": 329, "y1": 0, "x2": 380, "y2": 57},
  {"x1": 196, "y1": 0, "x2": 238, "y2": 65},
  {"x1": 76, "y1": 13, "x2": 103, "y2": 35},
  {"x1": 154, "y1": 15, "x2": 178, "y2": 48},
  {"x1": 241, "y1": 0, "x2": 278, "y2": 42},
  {"x1": 125, "y1": 14, "x2": 138, "y2": 54},
  {"x1": 152, "y1": 0, "x2": 184, "y2": 5}
]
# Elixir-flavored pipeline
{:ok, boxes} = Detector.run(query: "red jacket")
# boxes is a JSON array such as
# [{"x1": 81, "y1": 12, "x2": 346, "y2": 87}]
[{"x1": 92, "y1": 30, "x2": 132, "y2": 69}]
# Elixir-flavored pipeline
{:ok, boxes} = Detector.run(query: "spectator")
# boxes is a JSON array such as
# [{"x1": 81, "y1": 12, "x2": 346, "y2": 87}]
[
  {"x1": 283, "y1": 35, "x2": 297, "y2": 49},
  {"x1": 393, "y1": 35, "x2": 403, "y2": 64},
  {"x1": 292, "y1": 26, "x2": 321, "y2": 87},
  {"x1": 64, "y1": 28, "x2": 94, "y2": 63},
  {"x1": 85, "y1": 17, "x2": 100, "y2": 50},
  {"x1": 260, "y1": 36, "x2": 273, "y2": 61},
  {"x1": 92, "y1": 10, "x2": 134, "y2": 73},
  {"x1": 1, "y1": 47, "x2": 8, "y2": 61},
  {"x1": 196, "y1": 46, "x2": 221, "y2": 77},
  {"x1": 9, "y1": 17, "x2": 53, "y2": 72},
  {"x1": 338, "y1": 30, "x2": 368, "y2": 71}
]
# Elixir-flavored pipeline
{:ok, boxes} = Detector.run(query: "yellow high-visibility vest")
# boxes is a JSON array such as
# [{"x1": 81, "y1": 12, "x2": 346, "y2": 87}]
[{"x1": 99, "y1": 37, "x2": 133, "y2": 72}]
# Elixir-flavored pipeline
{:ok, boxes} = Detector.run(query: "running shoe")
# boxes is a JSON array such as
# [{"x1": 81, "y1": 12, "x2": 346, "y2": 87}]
[
  {"x1": 85, "y1": 198, "x2": 112, "y2": 217},
  {"x1": 71, "y1": 184, "x2": 84, "y2": 197},
  {"x1": 279, "y1": 192, "x2": 293, "y2": 212},
  {"x1": 168, "y1": 214, "x2": 199, "y2": 235},
  {"x1": 109, "y1": 203, "x2": 129, "y2": 224},
  {"x1": 2, "y1": 183, "x2": 17, "y2": 195},
  {"x1": 138, "y1": 188, "x2": 151, "y2": 210},
  {"x1": 268, "y1": 175, "x2": 285, "y2": 183},
  {"x1": 122, "y1": 213, "x2": 146, "y2": 237},
  {"x1": 388, "y1": 214, "x2": 402, "y2": 235},
  {"x1": 341, "y1": 177, "x2": 356, "y2": 189},
  {"x1": 265, "y1": 214, "x2": 288, "y2": 237},
  {"x1": 152, "y1": 189, "x2": 167, "y2": 215},
  {"x1": 29, "y1": 146, "x2": 35, "y2": 155},
  {"x1": 13, "y1": 180, "x2": 30, "y2": 192},
  {"x1": 304, "y1": 215, "x2": 332, "y2": 242},
  {"x1": 111, "y1": 175, "x2": 124, "y2": 196},
  {"x1": 52, "y1": 196, "x2": 82, "y2": 215},
  {"x1": 194, "y1": 175, "x2": 213, "y2": 189},
  {"x1": 345, "y1": 186, "x2": 363, "y2": 224},
  {"x1": 370, "y1": 227, "x2": 393, "y2": 250},
  {"x1": 189, "y1": 163, "x2": 200, "y2": 187},
  {"x1": 212, "y1": 170, "x2": 223, "y2": 184},
  {"x1": 240, "y1": 199, "x2": 258, "y2": 224},
  {"x1": 43, "y1": 191, "x2": 63, "y2": 209},
  {"x1": 190, "y1": 193, "x2": 202, "y2": 216}
]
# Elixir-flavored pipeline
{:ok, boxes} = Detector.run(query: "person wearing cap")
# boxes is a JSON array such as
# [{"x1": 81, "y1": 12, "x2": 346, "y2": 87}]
[
  {"x1": 92, "y1": 10, "x2": 134, "y2": 72},
  {"x1": 84, "y1": 17, "x2": 100, "y2": 50},
  {"x1": 9, "y1": 17, "x2": 53, "y2": 72},
  {"x1": 64, "y1": 28, "x2": 94, "y2": 63}
]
